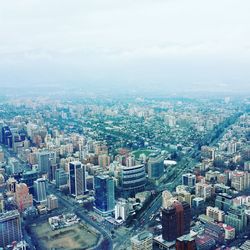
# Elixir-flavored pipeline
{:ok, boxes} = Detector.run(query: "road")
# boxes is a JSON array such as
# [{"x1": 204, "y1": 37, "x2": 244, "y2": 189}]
[{"x1": 48, "y1": 186, "x2": 113, "y2": 250}]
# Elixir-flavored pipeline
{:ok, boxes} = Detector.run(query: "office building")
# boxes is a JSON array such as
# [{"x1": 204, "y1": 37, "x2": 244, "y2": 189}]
[
  {"x1": 225, "y1": 206, "x2": 247, "y2": 233},
  {"x1": 0, "y1": 210, "x2": 22, "y2": 248},
  {"x1": 55, "y1": 168, "x2": 68, "y2": 188},
  {"x1": 182, "y1": 173, "x2": 196, "y2": 187},
  {"x1": 195, "y1": 182, "x2": 212, "y2": 201},
  {"x1": 162, "y1": 201, "x2": 191, "y2": 241},
  {"x1": 48, "y1": 163, "x2": 58, "y2": 182},
  {"x1": 69, "y1": 161, "x2": 86, "y2": 197},
  {"x1": 94, "y1": 175, "x2": 115, "y2": 214},
  {"x1": 47, "y1": 194, "x2": 58, "y2": 210},
  {"x1": 34, "y1": 178, "x2": 47, "y2": 203},
  {"x1": 115, "y1": 198, "x2": 130, "y2": 221},
  {"x1": 215, "y1": 193, "x2": 233, "y2": 212},
  {"x1": 38, "y1": 151, "x2": 50, "y2": 174},
  {"x1": 15, "y1": 183, "x2": 33, "y2": 212},
  {"x1": 1, "y1": 126, "x2": 12, "y2": 147},
  {"x1": 20, "y1": 170, "x2": 39, "y2": 190},
  {"x1": 131, "y1": 231, "x2": 153, "y2": 250},
  {"x1": 120, "y1": 164, "x2": 146, "y2": 197},
  {"x1": 8, "y1": 157, "x2": 20, "y2": 174},
  {"x1": 147, "y1": 155, "x2": 164, "y2": 179}
]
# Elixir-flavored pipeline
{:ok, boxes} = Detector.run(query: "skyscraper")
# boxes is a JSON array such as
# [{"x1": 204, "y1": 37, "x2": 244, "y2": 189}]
[
  {"x1": 38, "y1": 151, "x2": 50, "y2": 174},
  {"x1": 162, "y1": 201, "x2": 191, "y2": 242},
  {"x1": 0, "y1": 210, "x2": 22, "y2": 248},
  {"x1": 162, "y1": 206, "x2": 177, "y2": 241},
  {"x1": 182, "y1": 173, "x2": 196, "y2": 187},
  {"x1": 34, "y1": 178, "x2": 47, "y2": 203},
  {"x1": 69, "y1": 161, "x2": 86, "y2": 197},
  {"x1": 147, "y1": 155, "x2": 164, "y2": 179},
  {"x1": 55, "y1": 168, "x2": 68, "y2": 189},
  {"x1": 94, "y1": 175, "x2": 115, "y2": 214}
]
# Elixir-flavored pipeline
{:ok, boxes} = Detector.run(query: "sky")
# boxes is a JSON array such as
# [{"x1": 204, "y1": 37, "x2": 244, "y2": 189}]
[{"x1": 0, "y1": 0, "x2": 250, "y2": 94}]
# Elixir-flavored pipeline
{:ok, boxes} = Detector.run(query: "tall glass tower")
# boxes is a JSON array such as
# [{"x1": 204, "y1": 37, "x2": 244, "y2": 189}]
[
  {"x1": 69, "y1": 161, "x2": 86, "y2": 197},
  {"x1": 94, "y1": 175, "x2": 115, "y2": 214}
]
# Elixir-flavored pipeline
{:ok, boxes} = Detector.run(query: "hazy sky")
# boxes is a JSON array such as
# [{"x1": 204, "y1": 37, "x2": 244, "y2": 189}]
[{"x1": 0, "y1": 0, "x2": 250, "y2": 93}]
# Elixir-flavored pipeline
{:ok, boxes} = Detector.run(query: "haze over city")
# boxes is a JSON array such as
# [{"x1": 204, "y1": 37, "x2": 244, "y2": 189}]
[{"x1": 0, "y1": 0, "x2": 250, "y2": 94}]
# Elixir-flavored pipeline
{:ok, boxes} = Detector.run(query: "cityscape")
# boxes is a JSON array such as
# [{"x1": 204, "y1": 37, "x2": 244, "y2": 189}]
[
  {"x1": 0, "y1": 94, "x2": 249, "y2": 250},
  {"x1": 0, "y1": 0, "x2": 250, "y2": 250}
]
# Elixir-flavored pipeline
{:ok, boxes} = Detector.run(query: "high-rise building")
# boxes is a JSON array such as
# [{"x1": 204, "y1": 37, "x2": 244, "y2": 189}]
[
  {"x1": 38, "y1": 151, "x2": 50, "y2": 174},
  {"x1": 162, "y1": 190, "x2": 176, "y2": 208},
  {"x1": 98, "y1": 154, "x2": 110, "y2": 168},
  {"x1": 201, "y1": 146, "x2": 215, "y2": 160},
  {"x1": 48, "y1": 164, "x2": 58, "y2": 182},
  {"x1": 0, "y1": 210, "x2": 22, "y2": 248},
  {"x1": 94, "y1": 175, "x2": 115, "y2": 214},
  {"x1": 206, "y1": 206, "x2": 225, "y2": 222},
  {"x1": 20, "y1": 170, "x2": 38, "y2": 190},
  {"x1": 126, "y1": 156, "x2": 135, "y2": 167},
  {"x1": 55, "y1": 168, "x2": 68, "y2": 189},
  {"x1": 231, "y1": 170, "x2": 250, "y2": 191},
  {"x1": 162, "y1": 206, "x2": 177, "y2": 242},
  {"x1": 34, "y1": 178, "x2": 47, "y2": 203},
  {"x1": 195, "y1": 182, "x2": 212, "y2": 201},
  {"x1": 8, "y1": 157, "x2": 20, "y2": 174},
  {"x1": 115, "y1": 198, "x2": 130, "y2": 221},
  {"x1": 225, "y1": 206, "x2": 247, "y2": 233},
  {"x1": 47, "y1": 194, "x2": 58, "y2": 210},
  {"x1": 131, "y1": 231, "x2": 153, "y2": 250},
  {"x1": 0, "y1": 194, "x2": 4, "y2": 213},
  {"x1": 69, "y1": 161, "x2": 86, "y2": 197},
  {"x1": 7, "y1": 177, "x2": 17, "y2": 193},
  {"x1": 215, "y1": 193, "x2": 233, "y2": 212},
  {"x1": 162, "y1": 201, "x2": 191, "y2": 242},
  {"x1": 0, "y1": 149, "x2": 4, "y2": 163},
  {"x1": 227, "y1": 142, "x2": 237, "y2": 154},
  {"x1": 182, "y1": 173, "x2": 196, "y2": 187},
  {"x1": 1, "y1": 126, "x2": 12, "y2": 147},
  {"x1": 147, "y1": 155, "x2": 164, "y2": 180},
  {"x1": 15, "y1": 183, "x2": 33, "y2": 212},
  {"x1": 120, "y1": 164, "x2": 146, "y2": 197}
]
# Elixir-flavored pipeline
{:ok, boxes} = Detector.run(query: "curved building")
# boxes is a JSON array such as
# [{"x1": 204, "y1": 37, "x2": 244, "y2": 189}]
[{"x1": 119, "y1": 164, "x2": 146, "y2": 197}]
